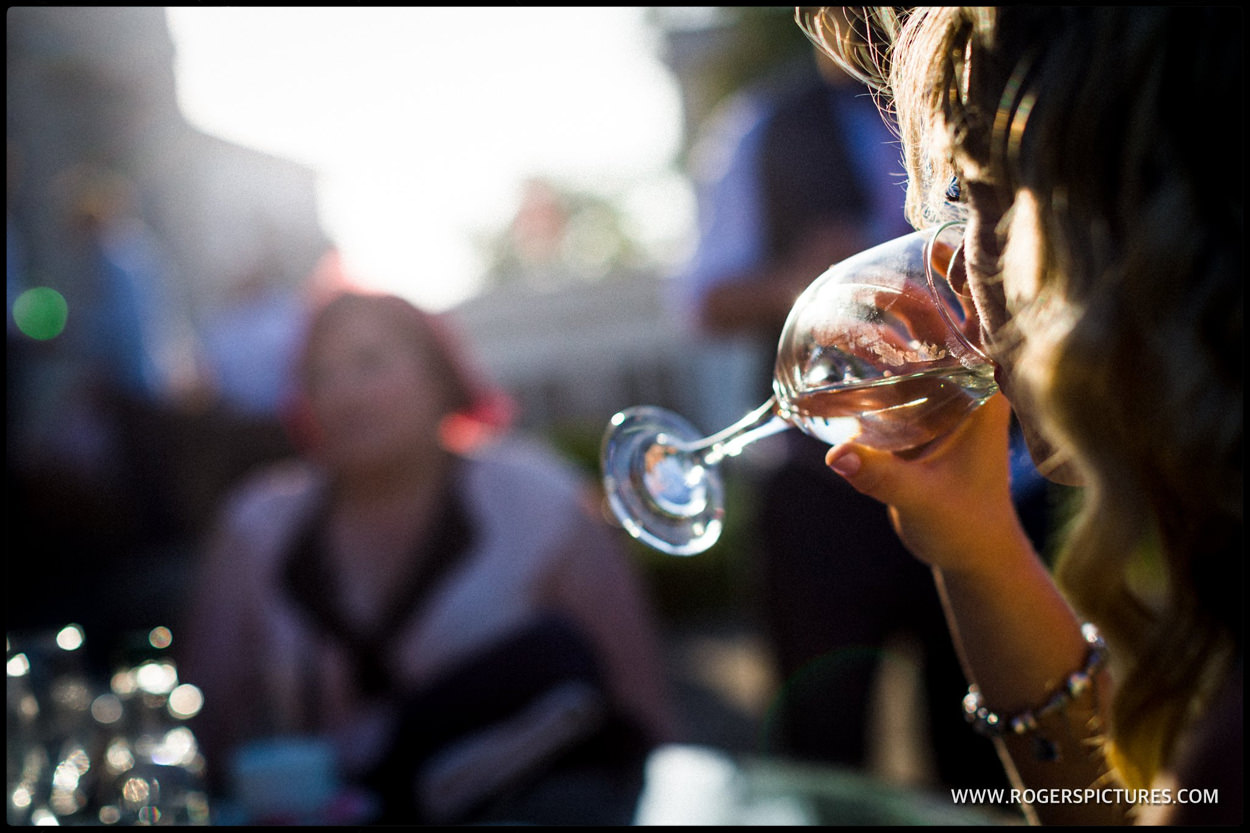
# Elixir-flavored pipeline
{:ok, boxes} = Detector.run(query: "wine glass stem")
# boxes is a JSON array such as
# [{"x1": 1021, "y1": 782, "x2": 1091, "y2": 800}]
[{"x1": 681, "y1": 396, "x2": 791, "y2": 467}]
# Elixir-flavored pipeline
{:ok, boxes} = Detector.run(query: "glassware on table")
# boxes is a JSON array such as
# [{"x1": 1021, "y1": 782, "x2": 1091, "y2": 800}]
[
  {"x1": 600, "y1": 222, "x2": 994, "y2": 556},
  {"x1": 5, "y1": 625, "x2": 210, "y2": 826}
]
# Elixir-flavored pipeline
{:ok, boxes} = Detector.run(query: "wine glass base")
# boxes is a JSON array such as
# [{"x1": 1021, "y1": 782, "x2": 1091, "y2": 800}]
[{"x1": 601, "y1": 406, "x2": 724, "y2": 556}]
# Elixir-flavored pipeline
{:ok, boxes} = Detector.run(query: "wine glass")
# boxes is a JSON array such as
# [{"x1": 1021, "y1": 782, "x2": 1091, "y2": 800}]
[{"x1": 601, "y1": 221, "x2": 994, "y2": 556}]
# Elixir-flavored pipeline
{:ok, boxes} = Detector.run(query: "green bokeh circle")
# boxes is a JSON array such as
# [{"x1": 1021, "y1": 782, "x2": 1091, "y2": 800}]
[{"x1": 13, "y1": 287, "x2": 69, "y2": 340}]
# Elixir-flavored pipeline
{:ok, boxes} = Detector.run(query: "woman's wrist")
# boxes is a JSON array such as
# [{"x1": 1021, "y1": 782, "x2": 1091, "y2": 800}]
[
  {"x1": 909, "y1": 501, "x2": 1033, "y2": 580},
  {"x1": 963, "y1": 623, "x2": 1108, "y2": 743}
]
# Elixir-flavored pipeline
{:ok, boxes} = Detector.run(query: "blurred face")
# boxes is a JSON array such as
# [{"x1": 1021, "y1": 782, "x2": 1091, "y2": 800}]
[{"x1": 304, "y1": 305, "x2": 450, "y2": 472}]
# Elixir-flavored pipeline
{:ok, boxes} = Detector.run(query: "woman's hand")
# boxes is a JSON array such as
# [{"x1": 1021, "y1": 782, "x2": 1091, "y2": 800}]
[{"x1": 824, "y1": 392, "x2": 1022, "y2": 576}]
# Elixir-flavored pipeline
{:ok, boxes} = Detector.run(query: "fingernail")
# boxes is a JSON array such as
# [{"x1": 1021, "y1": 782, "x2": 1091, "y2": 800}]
[{"x1": 829, "y1": 451, "x2": 861, "y2": 477}]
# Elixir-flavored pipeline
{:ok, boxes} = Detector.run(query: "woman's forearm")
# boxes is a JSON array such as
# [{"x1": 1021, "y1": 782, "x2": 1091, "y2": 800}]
[{"x1": 934, "y1": 539, "x2": 1130, "y2": 824}]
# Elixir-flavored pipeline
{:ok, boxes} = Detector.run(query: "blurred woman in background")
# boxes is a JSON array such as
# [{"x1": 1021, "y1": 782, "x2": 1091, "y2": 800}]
[{"x1": 181, "y1": 289, "x2": 675, "y2": 825}]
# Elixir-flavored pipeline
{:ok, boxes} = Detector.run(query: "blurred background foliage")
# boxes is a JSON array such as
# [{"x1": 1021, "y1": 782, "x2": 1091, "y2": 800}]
[{"x1": 478, "y1": 7, "x2": 817, "y2": 293}]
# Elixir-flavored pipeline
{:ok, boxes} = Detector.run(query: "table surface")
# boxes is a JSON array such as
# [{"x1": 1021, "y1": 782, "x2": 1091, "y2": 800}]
[{"x1": 631, "y1": 744, "x2": 1023, "y2": 826}]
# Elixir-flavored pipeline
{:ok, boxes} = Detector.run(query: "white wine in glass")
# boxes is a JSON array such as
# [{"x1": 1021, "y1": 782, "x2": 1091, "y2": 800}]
[{"x1": 601, "y1": 222, "x2": 994, "y2": 556}]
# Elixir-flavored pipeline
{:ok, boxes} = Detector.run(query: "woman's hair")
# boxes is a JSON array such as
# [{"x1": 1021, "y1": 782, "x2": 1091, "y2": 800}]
[
  {"x1": 290, "y1": 290, "x2": 513, "y2": 453},
  {"x1": 801, "y1": 7, "x2": 1243, "y2": 790}
]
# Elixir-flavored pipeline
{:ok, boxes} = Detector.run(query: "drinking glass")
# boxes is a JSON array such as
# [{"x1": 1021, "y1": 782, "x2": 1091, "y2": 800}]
[{"x1": 601, "y1": 222, "x2": 994, "y2": 555}]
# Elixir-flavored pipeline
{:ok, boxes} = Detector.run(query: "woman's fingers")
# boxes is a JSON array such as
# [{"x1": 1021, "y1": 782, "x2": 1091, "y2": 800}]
[{"x1": 823, "y1": 394, "x2": 1019, "y2": 568}]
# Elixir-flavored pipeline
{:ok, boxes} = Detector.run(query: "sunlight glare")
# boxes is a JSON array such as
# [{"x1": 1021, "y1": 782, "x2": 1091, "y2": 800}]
[{"x1": 165, "y1": 7, "x2": 690, "y2": 311}]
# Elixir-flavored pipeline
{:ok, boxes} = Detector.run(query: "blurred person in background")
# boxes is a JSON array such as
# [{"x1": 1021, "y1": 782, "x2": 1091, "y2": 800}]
[
  {"x1": 7, "y1": 163, "x2": 206, "y2": 651},
  {"x1": 170, "y1": 238, "x2": 314, "y2": 539},
  {"x1": 179, "y1": 289, "x2": 676, "y2": 825},
  {"x1": 59, "y1": 165, "x2": 206, "y2": 540},
  {"x1": 676, "y1": 12, "x2": 1012, "y2": 792},
  {"x1": 805, "y1": 5, "x2": 1241, "y2": 824}
]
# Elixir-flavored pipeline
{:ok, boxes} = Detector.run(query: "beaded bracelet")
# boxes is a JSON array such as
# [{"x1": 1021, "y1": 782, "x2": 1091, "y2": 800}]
[{"x1": 962, "y1": 622, "x2": 1108, "y2": 745}]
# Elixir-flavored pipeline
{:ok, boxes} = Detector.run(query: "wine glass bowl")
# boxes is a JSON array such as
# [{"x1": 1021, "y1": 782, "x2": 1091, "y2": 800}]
[
  {"x1": 773, "y1": 222, "x2": 995, "y2": 451},
  {"x1": 601, "y1": 222, "x2": 995, "y2": 556}
]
